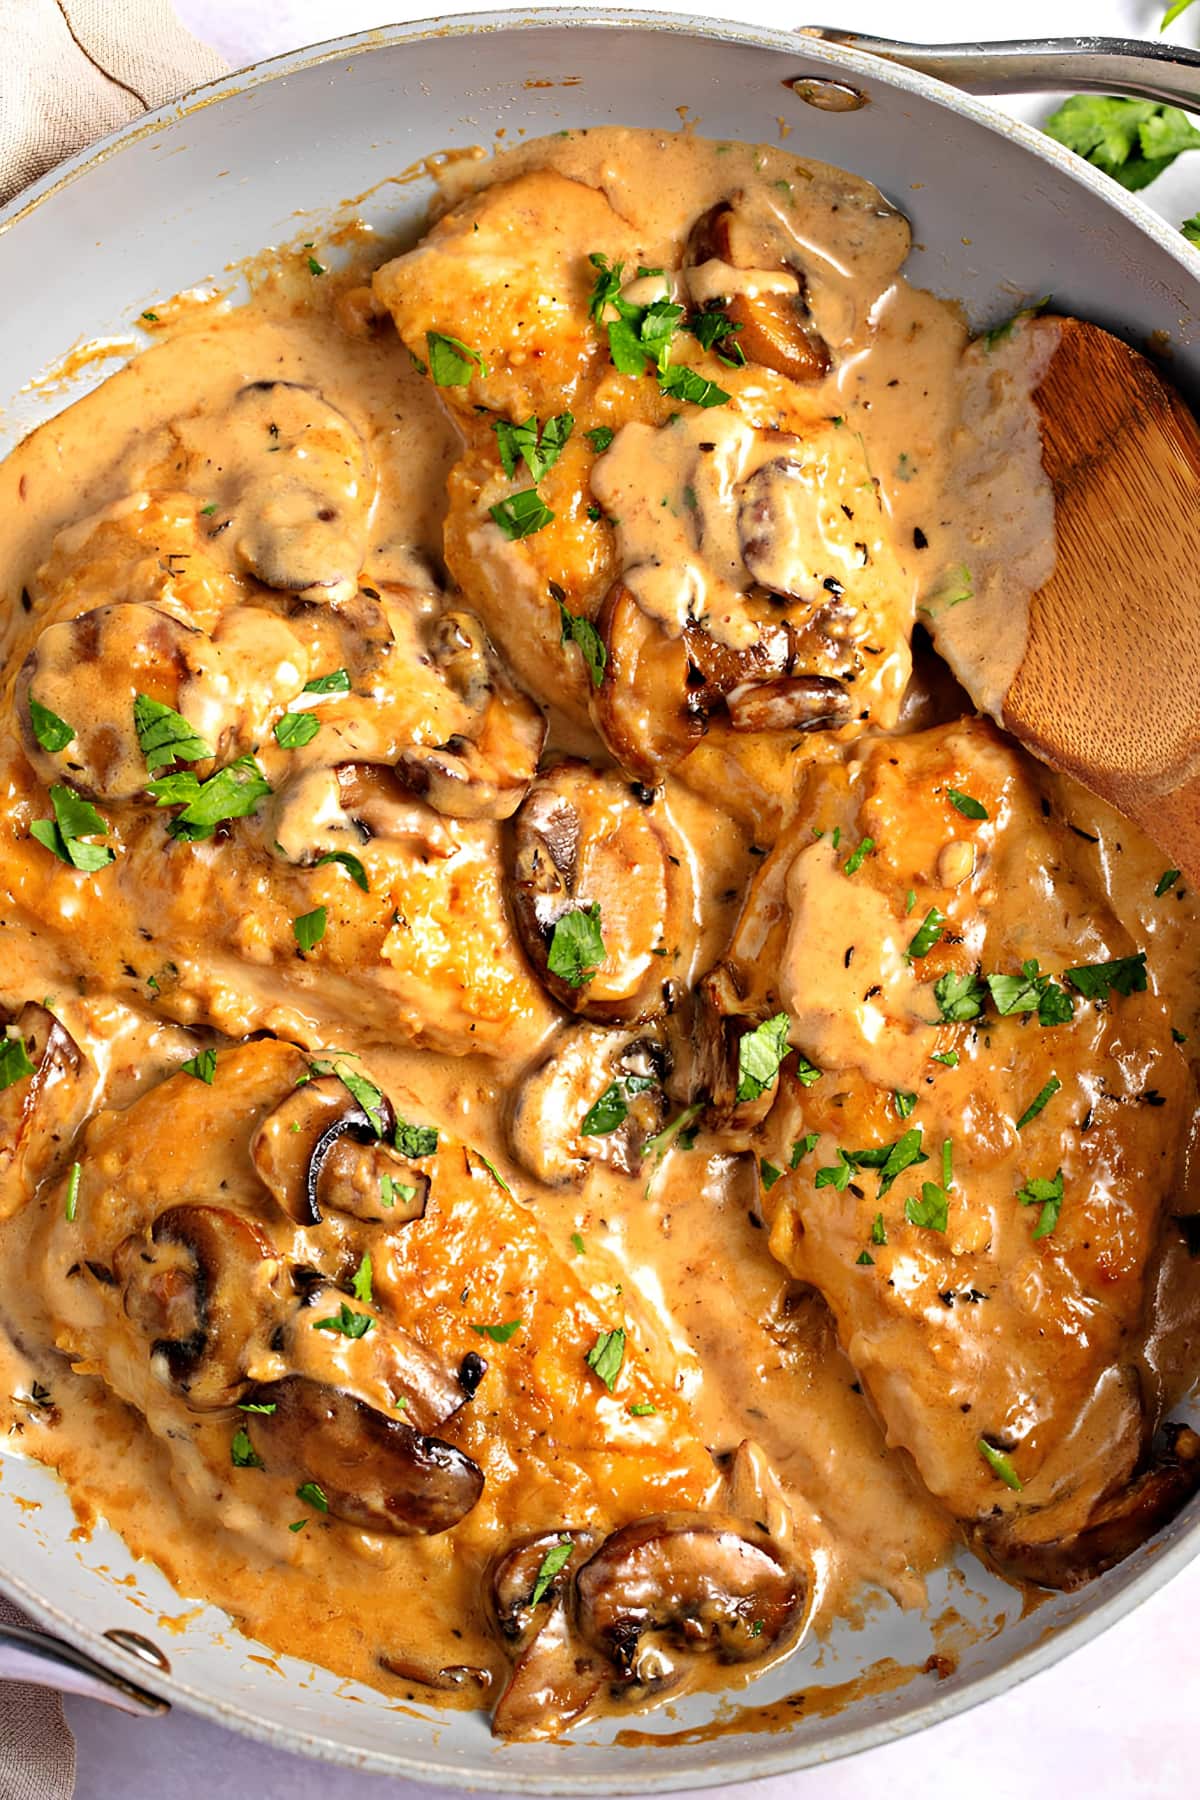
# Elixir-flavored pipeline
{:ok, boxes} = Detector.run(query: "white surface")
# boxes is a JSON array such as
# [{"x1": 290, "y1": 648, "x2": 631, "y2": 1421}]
[{"x1": 65, "y1": 0, "x2": 1200, "y2": 1795}]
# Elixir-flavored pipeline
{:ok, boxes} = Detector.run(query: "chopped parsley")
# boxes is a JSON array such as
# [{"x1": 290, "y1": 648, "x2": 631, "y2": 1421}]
[
  {"x1": 0, "y1": 1034, "x2": 36, "y2": 1092},
  {"x1": 426, "y1": 331, "x2": 485, "y2": 386},
  {"x1": 547, "y1": 903, "x2": 606, "y2": 988},
  {"x1": 843, "y1": 837, "x2": 875, "y2": 876},
  {"x1": 1017, "y1": 1167, "x2": 1064, "y2": 1239},
  {"x1": 945, "y1": 788, "x2": 988, "y2": 821},
  {"x1": 893, "y1": 1090, "x2": 917, "y2": 1121},
  {"x1": 274, "y1": 711, "x2": 321, "y2": 750},
  {"x1": 933, "y1": 970, "x2": 987, "y2": 1023},
  {"x1": 493, "y1": 412, "x2": 574, "y2": 482},
  {"x1": 628, "y1": 1401, "x2": 657, "y2": 1417},
  {"x1": 987, "y1": 958, "x2": 1075, "y2": 1028},
  {"x1": 379, "y1": 1174, "x2": 417, "y2": 1209},
  {"x1": 1063, "y1": 953, "x2": 1148, "y2": 1002},
  {"x1": 64, "y1": 1162, "x2": 81, "y2": 1223},
  {"x1": 905, "y1": 1182, "x2": 949, "y2": 1232},
  {"x1": 180, "y1": 1047, "x2": 217, "y2": 1085},
  {"x1": 307, "y1": 255, "x2": 326, "y2": 276},
  {"x1": 556, "y1": 597, "x2": 607, "y2": 688},
  {"x1": 856, "y1": 1250, "x2": 874, "y2": 1266},
  {"x1": 760, "y1": 1159, "x2": 783, "y2": 1191},
  {"x1": 133, "y1": 693, "x2": 211, "y2": 772},
  {"x1": 586, "y1": 253, "x2": 684, "y2": 376},
  {"x1": 585, "y1": 1327, "x2": 626, "y2": 1391},
  {"x1": 31, "y1": 785, "x2": 114, "y2": 872},
  {"x1": 28, "y1": 695, "x2": 74, "y2": 754},
  {"x1": 978, "y1": 1439, "x2": 1023, "y2": 1491},
  {"x1": 1016, "y1": 1073, "x2": 1062, "y2": 1131},
  {"x1": 581, "y1": 1072, "x2": 656, "y2": 1137},
  {"x1": 1155, "y1": 869, "x2": 1181, "y2": 897},
  {"x1": 351, "y1": 1252, "x2": 373, "y2": 1306},
  {"x1": 312, "y1": 1302, "x2": 374, "y2": 1340},
  {"x1": 472, "y1": 1319, "x2": 522, "y2": 1344},
  {"x1": 871, "y1": 1211, "x2": 887, "y2": 1245},
  {"x1": 238, "y1": 1400, "x2": 277, "y2": 1415},
  {"x1": 571, "y1": 1231, "x2": 586, "y2": 1255},
  {"x1": 307, "y1": 1057, "x2": 389, "y2": 1137},
  {"x1": 791, "y1": 1133, "x2": 819, "y2": 1166},
  {"x1": 302, "y1": 668, "x2": 351, "y2": 696},
  {"x1": 394, "y1": 1117, "x2": 438, "y2": 1158},
  {"x1": 815, "y1": 1151, "x2": 855, "y2": 1191},
  {"x1": 584, "y1": 425, "x2": 614, "y2": 453},
  {"x1": 490, "y1": 488, "x2": 555, "y2": 540},
  {"x1": 529, "y1": 1538, "x2": 574, "y2": 1606},
  {"x1": 794, "y1": 1055, "x2": 823, "y2": 1088},
  {"x1": 315, "y1": 850, "x2": 368, "y2": 892},
  {"x1": 931, "y1": 1050, "x2": 960, "y2": 1067},
  {"x1": 689, "y1": 308, "x2": 746, "y2": 364},
  {"x1": 642, "y1": 1101, "x2": 703, "y2": 1164},
  {"x1": 657, "y1": 366, "x2": 730, "y2": 408},
  {"x1": 146, "y1": 755, "x2": 271, "y2": 841},
  {"x1": 296, "y1": 1481, "x2": 329, "y2": 1512},
  {"x1": 735, "y1": 1012, "x2": 791, "y2": 1103},
  {"x1": 906, "y1": 906, "x2": 946, "y2": 960},
  {"x1": 292, "y1": 906, "x2": 327, "y2": 953},
  {"x1": 230, "y1": 1426, "x2": 264, "y2": 1469},
  {"x1": 472, "y1": 1150, "x2": 512, "y2": 1193},
  {"x1": 850, "y1": 1127, "x2": 928, "y2": 1196}
]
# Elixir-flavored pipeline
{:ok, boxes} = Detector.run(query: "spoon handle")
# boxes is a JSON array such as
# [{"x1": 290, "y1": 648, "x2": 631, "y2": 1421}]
[
  {"x1": 801, "y1": 30, "x2": 1200, "y2": 111},
  {"x1": 0, "y1": 1624, "x2": 168, "y2": 1717}
]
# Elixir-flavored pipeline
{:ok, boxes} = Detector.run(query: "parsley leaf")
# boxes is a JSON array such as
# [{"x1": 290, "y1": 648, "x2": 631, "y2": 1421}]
[
  {"x1": 64, "y1": 1161, "x2": 81, "y2": 1222},
  {"x1": 932, "y1": 1049, "x2": 959, "y2": 1067},
  {"x1": 1184, "y1": 214, "x2": 1200, "y2": 248},
  {"x1": 493, "y1": 413, "x2": 574, "y2": 482},
  {"x1": 274, "y1": 711, "x2": 321, "y2": 750},
  {"x1": 736, "y1": 1012, "x2": 792, "y2": 1103},
  {"x1": 180, "y1": 1047, "x2": 217, "y2": 1084},
  {"x1": 31, "y1": 785, "x2": 114, "y2": 872},
  {"x1": 147, "y1": 756, "x2": 271, "y2": 841},
  {"x1": 472, "y1": 1319, "x2": 522, "y2": 1344},
  {"x1": 978, "y1": 1439, "x2": 1023, "y2": 1491},
  {"x1": 790, "y1": 1133, "x2": 819, "y2": 1167},
  {"x1": 689, "y1": 308, "x2": 746, "y2": 363},
  {"x1": 1016, "y1": 1074, "x2": 1062, "y2": 1131},
  {"x1": 815, "y1": 1151, "x2": 854, "y2": 1191},
  {"x1": 1045, "y1": 95, "x2": 1200, "y2": 191},
  {"x1": 584, "y1": 425, "x2": 614, "y2": 453},
  {"x1": 658, "y1": 365, "x2": 730, "y2": 408},
  {"x1": 905, "y1": 1181, "x2": 949, "y2": 1232},
  {"x1": 379, "y1": 1173, "x2": 417, "y2": 1209},
  {"x1": 946, "y1": 788, "x2": 988, "y2": 821},
  {"x1": 426, "y1": 331, "x2": 485, "y2": 386},
  {"x1": 893, "y1": 1090, "x2": 917, "y2": 1121},
  {"x1": 1064, "y1": 953, "x2": 1148, "y2": 1001},
  {"x1": 529, "y1": 1538, "x2": 574, "y2": 1607},
  {"x1": 133, "y1": 693, "x2": 211, "y2": 772},
  {"x1": 313, "y1": 1302, "x2": 374, "y2": 1340},
  {"x1": 760, "y1": 1159, "x2": 783, "y2": 1191},
  {"x1": 296, "y1": 1481, "x2": 328, "y2": 1512},
  {"x1": 292, "y1": 906, "x2": 327, "y2": 952},
  {"x1": 231, "y1": 1426, "x2": 264, "y2": 1469},
  {"x1": 351, "y1": 1252, "x2": 373, "y2": 1306},
  {"x1": 308, "y1": 1058, "x2": 389, "y2": 1137},
  {"x1": 1155, "y1": 868, "x2": 1181, "y2": 897},
  {"x1": 871, "y1": 1211, "x2": 887, "y2": 1245},
  {"x1": 933, "y1": 970, "x2": 987, "y2": 1023},
  {"x1": 1017, "y1": 1167, "x2": 1064, "y2": 1239},
  {"x1": 582, "y1": 1080, "x2": 629, "y2": 1137},
  {"x1": 0, "y1": 1034, "x2": 37, "y2": 1092},
  {"x1": 28, "y1": 695, "x2": 74, "y2": 753},
  {"x1": 556, "y1": 597, "x2": 607, "y2": 687},
  {"x1": 843, "y1": 837, "x2": 875, "y2": 876},
  {"x1": 490, "y1": 489, "x2": 555, "y2": 540},
  {"x1": 302, "y1": 668, "x2": 351, "y2": 696},
  {"x1": 906, "y1": 906, "x2": 946, "y2": 960},
  {"x1": 547, "y1": 903, "x2": 606, "y2": 988},
  {"x1": 628, "y1": 1400, "x2": 657, "y2": 1417},
  {"x1": 850, "y1": 1127, "x2": 928, "y2": 1196},
  {"x1": 394, "y1": 1118, "x2": 438, "y2": 1158},
  {"x1": 315, "y1": 850, "x2": 368, "y2": 892},
  {"x1": 586, "y1": 1327, "x2": 626, "y2": 1391}
]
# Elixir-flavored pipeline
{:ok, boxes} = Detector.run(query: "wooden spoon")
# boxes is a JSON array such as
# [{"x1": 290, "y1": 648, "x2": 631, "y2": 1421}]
[{"x1": 937, "y1": 315, "x2": 1200, "y2": 878}]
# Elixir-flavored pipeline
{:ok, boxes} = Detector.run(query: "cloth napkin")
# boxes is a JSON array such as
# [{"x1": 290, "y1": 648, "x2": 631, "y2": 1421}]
[{"x1": 0, "y1": 9, "x2": 224, "y2": 1792}]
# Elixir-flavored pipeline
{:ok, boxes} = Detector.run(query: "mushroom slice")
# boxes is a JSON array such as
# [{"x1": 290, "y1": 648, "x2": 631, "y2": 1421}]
[
  {"x1": 0, "y1": 1004, "x2": 88, "y2": 1215},
  {"x1": 592, "y1": 583, "x2": 705, "y2": 784},
  {"x1": 280, "y1": 1280, "x2": 467, "y2": 1431},
  {"x1": 179, "y1": 381, "x2": 373, "y2": 601},
  {"x1": 114, "y1": 1204, "x2": 281, "y2": 1410},
  {"x1": 726, "y1": 675, "x2": 851, "y2": 735},
  {"x1": 971, "y1": 1424, "x2": 1200, "y2": 1592},
  {"x1": 489, "y1": 1530, "x2": 604, "y2": 1742},
  {"x1": 378, "y1": 1653, "x2": 492, "y2": 1693},
  {"x1": 244, "y1": 1375, "x2": 484, "y2": 1536},
  {"x1": 686, "y1": 201, "x2": 830, "y2": 384},
  {"x1": 737, "y1": 457, "x2": 845, "y2": 605},
  {"x1": 395, "y1": 611, "x2": 546, "y2": 821},
  {"x1": 15, "y1": 603, "x2": 206, "y2": 801},
  {"x1": 510, "y1": 761, "x2": 689, "y2": 1021},
  {"x1": 575, "y1": 1511, "x2": 805, "y2": 1683},
  {"x1": 251, "y1": 1075, "x2": 421, "y2": 1227},
  {"x1": 509, "y1": 1026, "x2": 670, "y2": 1185}
]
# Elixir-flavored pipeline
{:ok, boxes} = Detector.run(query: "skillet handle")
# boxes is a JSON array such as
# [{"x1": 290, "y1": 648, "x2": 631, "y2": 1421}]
[
  {"x1": 0, "y1": 1624, "x2": 168, "y2": 1717},
  {"x1": 800, "y1": 30, "x2": 1200, "y2": 110}
]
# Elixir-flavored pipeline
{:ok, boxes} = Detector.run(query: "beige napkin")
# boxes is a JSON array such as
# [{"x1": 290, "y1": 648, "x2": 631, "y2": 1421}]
[
  {"x1": 0, "y1": 12, "x2": 226, "y2": 1800},
  {"x1": 1, "y1": 0, "x2": 226, "y2": 206}
]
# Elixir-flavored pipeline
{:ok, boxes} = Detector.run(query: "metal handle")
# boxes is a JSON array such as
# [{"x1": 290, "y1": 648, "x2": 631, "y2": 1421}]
[
  {"x1": 801, "y1": 30, "x2": 1200, "y2": 110},
  {"x1": 0, "y1": 1624, "x2": 168, "y2": 1717}
]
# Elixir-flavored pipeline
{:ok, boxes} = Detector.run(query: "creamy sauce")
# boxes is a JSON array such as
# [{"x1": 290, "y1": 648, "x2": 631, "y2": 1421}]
[{"x1": 0, "y1": 127, "x2": 1196, "y2": 1743}]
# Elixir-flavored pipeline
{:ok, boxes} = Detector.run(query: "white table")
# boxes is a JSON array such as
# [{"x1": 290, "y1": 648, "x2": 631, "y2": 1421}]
[{"x1": 69, "y1": 0, "x2": 1200, "y2": 1793}]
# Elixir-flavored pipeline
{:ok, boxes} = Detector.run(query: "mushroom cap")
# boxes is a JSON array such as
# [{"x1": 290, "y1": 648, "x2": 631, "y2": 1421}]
[
  {"x1": 0, "y1": 1003, "x2": 88, "y2": 1215},
  {"x1": 251, "y1": 1075, "x2": 417, "y2": 1227},
  {"x1": 509, "y1": 1025, "x2": 670, "y2": 1186},
  {"x1": 685, "y1": 201, "x2": 830, "y2": 384}
]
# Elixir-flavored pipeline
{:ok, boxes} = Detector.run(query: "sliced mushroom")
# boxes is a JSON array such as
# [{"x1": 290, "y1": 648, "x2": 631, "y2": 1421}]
[
  {"x1": 243, "y1": 1374, "x2": 484, "y2": 1536},
  {"x1": 378, "y1": 1653, "x2": 492, "y2": 1693},
  {"x1": 15, "y1": 603, "x2": 206, "y2": 800},
  {"x1": 575, "y1": 1511, "x2": 804, "y2": 1683},
  {"x1": 489, "y1": 1530, "x2": 604, "y2": 1742},
  {"x1": 173, "y1": 381, "x2": 373, "y2": 600},
  {"x1": 395, "y1": 611, "x2": 546, "y2": 820},
  {"x1": 509, "y1": 1026, "x2": 670, "y2": 1185},
  {"x1": 113, "y1": 1204, "x2": 281, "y2": 1410},
  {"x1": 689, "y1": 970, "x2": 781, "y2": 1135},
  {"x1": 686, "y1": 201, "x2": 830, "y2": 384},
  {"x1": 971, "y1": 1424, "x2": 1200, "y2": 1591},
  {"x1": 279, "y1": 1280, "x2": 465, "y2": 1431},
  {"x1": 509, "y1": 761, "x2": 689, "y2": 1021},
  {"x1": 251, "y1": 1076, "x2": 425, "y2": 1227},
  {"x1": 726, "y1": 674, "x2": 851, "y2": 735},
  {"x1": 0, "y1": 1005, "x2": 88, "y2": 1216},
  {"x1": 592, "y1": 583, "x2": 705, "y2": 783}
]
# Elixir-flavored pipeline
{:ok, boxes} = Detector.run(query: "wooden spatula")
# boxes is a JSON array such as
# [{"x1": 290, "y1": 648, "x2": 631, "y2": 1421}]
[{"x1": 938, "y1": 315, "x2": 1200, "y2": 878}]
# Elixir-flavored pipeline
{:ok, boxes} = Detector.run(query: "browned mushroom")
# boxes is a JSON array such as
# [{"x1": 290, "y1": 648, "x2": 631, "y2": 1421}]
[
  {"x1": 15, "y1": 603, "x2": 207, "y2": 801},
  {"x1": 173, "y1": 381, "x2": 373, "y2": 600},
  {"x1": 114, "y1": 1204, "x2": 282, "y2": 1410},
  {"x1": 971, "y1": 1423, "x2": 1200, "y2": 1591},
  {"x1": 251, "y1": 1076, "x2": 427, "y2": 1227},
  {"x1": 394, "y1": 611, "x2": 546, "y2": 820},
  {"x1": 489, "y1": 1530, "x2": 603, "y2": 1742},
  {"x1": 725, "y1": 674, "x2": 851, "y2": 734},
  {"x1": 685, "y1": 201, "x2": 830, "y2": 384},
  {"x1": 509, "y1": 1026, "x2": 670, "y2": 1185},
  {"x1": 278, "y1": 1279, "x2": 468, "y2": 1431},
  {"x1": 242, "y1": 1375, "x2": 484, "y2": 1536},
  {"x1": 592, "y1": 583, "x2": 704, "y2": 783},
  {"x1": 509, "y1": 761, "x2": 690, "y2": 1020},
  {"x1": 575, "y1": 1511, "x2": 805, "y2": 1683},
  {"x1": 0, "y1": 1004, "x2": 89, "y2": 1215},
  {"x1": 378, "y1": 1653, "x2": 492, "y2": 1693}
]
